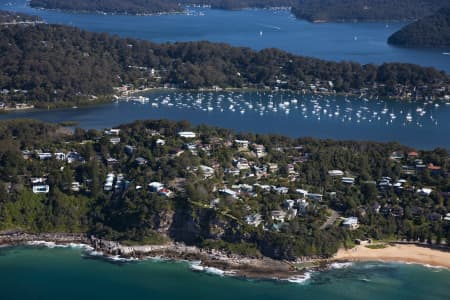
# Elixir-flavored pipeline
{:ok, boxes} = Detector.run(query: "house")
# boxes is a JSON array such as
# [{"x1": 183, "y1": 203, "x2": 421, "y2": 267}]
[
  {"x1": 71, "y1": 182, "x2": 81, "y2": 192},
  {"x1": 199, "y1": 165, "x2": 215, "y2": 178},
  {"x1": 67, "y1": 152, "x2": 83, "y2": 163},
  {"x1": 307, "y1": 193, "x2": 323, "y2": 201},
  {"x1": 156, "y1": 139, "x2": 166, "y2": 146},
  {"x1": 31, "y1": 177, "x2": 47, "y2": 184},
  {"x1": 284, "y1": 199, "x2": 295, "y2": 209},
  {"x1": 110, "y1": 137, "x2": 121, "y2": 144},
  {"x1": 427, "y1": 163, "x2": 442, "y2": 174},
  {"x1": 32, "y1": 185, "x2": 49, "y2": 194},
  {"x1": 274, "y1": 186, "x2": 289, "y2": 194},
  {"x1": 296, "y1": 188, "x2": 308, "y2": 197},
  {"x1": 158, "y1": 188, "x2": 173, "y2": 197},
  {"x1": 408, "y1": 151, "x2": 419, "y2": 158},
  {"x1": 444, "y1": 213, "x2": 450, "y2": 222},
  {"x1": 390, "y1": 152, "x2": 404, "y2": 160},
  {"x1": 219, "y1": 188, "x2": 238, "y2": 198},
  {"x1": 254, "y1": 144, "x2": 266, "y2": 158},
  {"x1": 417, "y1": 187, "x2": 432, "y2": 196},
  {"x1": 342, "y1": 177, "x2": 355, "y2": 184},
  {"x1": 106, "y1": 158, "x2": 119, "y2": 166},
  {"x1": 234, "y1": 158, "x2": 250, "y2": 170},
  {"x1": 297, "y1": 199, "x2": 309, "y2": 214},
  {"x1": 105, "y1": 128, "x2": 120, "y2": 135},
  {"x1": 328, "y1": 170, "x2": 344, "y2": 177},
  {"x1": 178, "y1": 131, "x2": 196, "y2": 138},
  {"x1": 225, "y1": 168, "x2": 240, "y2": 176},
  {"x1": 22, "y1": 150, "x2": 33, "y2": 160},
  {"x1": 149, "y1": 182, "x2": 164, "y2": 192},
  {"x1": 104, "y1": 173, "x2": 115, "y2": 191},
  {"x1": 245, "y1": 213, "x2": 263, "y2": 227},
  {"x1": 37, "y1": 152, "x2": 52, "y2": 160},
  {"x1": 268, "y1": 163, "x2": 278, "y2": 172},
  {"x1": 342, "y1": 217, "x2": 359, "y2": 230},
  {"x1": 271, "y1": 210, "x2": 287, "y2": 222},
  {"x1": 125, "y1": 145, "x2": 136, "y2": 154},
  {"x1": 234, "y1": 139, "x2": 249, "y2": 150},
  {"x1": 135, "y1": 157, "x2": 148, "y2": 166},
  {"x1": 54, "y1": 152, "x2": 66, "y2": 160}
]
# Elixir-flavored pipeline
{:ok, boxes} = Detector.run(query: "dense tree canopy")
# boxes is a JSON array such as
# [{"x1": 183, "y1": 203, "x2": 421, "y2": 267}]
[
  {"x1": 0, "y1": 119, "x2": 449, "y2": 259},
  {"x1": 291, "y1": 0, "x2": 449, "y2": 22},
  {"x1": 388, "y1": 5, "x2": 450, "y2": 48},
  {"x1": 0, "y1": 21, "x2": 448, "y2": 106}
]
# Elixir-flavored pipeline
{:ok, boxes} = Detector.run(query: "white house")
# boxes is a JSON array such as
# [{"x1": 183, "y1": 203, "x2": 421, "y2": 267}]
[
  {"x1": 271, "y1": 210, "x2": 287, "y2": 222},
  {"x1": 219, "y1": 188, "x2": 238, "y2": 198},
  {"x1": 200, "y1": 165, "x2": 215, "y2": 178},
  {"x1": 328, "y1": 170, "x2": 344, "y2": 177},
  {"x1": 296, "y1": 188, "x2": 309, "y2": 197},
  {"x1": 235, "y1": 139, "x2": 249, "y2": 150},
  {"x1": 178, "y1": 131, "x2": 196, "y2": 138},
  {"x1": 417, "y1": 187, "x2": 432, "y2": 196},
  {"x1": 245, "y1": 213, "x2": 263, "y2": 227},
  {"x1": 32, "y1": 185, "x2": 49, "y2": 194},
  {"x1": 342, "y1": 217, "x2": 359, "y2": 230},
  {"x1": 254, "y1": 144, "x2": 266, "y2": 158},
  {"x1": 37, "y1": 152, "x2": 52, "y2": 160},
  {"x1": 307, "y1": 193, "x2": 323, "y2": 201},
  {"x1": 149, "y1": 182, "x2": 164, "y2": 192},
  {"x1": 342, "y1": 177, "x2": 355, "y2": 184}
]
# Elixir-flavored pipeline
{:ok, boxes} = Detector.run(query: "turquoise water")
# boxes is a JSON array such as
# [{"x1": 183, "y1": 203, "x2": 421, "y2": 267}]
[
  {"x1": 0, "y1": 246, "x2": 449, "y2": 300},
  {"x1": 1, "y1": 0, "x2": 449, "y2": 73}
]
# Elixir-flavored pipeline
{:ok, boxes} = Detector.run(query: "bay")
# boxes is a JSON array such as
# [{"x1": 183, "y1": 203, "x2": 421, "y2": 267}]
[
  {"x1": 1, "y1": 91, "x2": 449, "y2": 149},
  {"x1": 1, "y1": 0, "x2": 449, "y2": 73},
  {"x1": 0, "y1": 246, "x2": 449, "y2": 300}
]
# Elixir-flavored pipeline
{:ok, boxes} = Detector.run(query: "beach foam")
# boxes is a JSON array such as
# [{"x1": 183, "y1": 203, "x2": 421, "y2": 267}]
[
  {"x1": 329, "y1": 262, "x2": 353, "y2": 269},
  {"x1": 285, "y1": 272, "x2": 312, "y2": 284}
]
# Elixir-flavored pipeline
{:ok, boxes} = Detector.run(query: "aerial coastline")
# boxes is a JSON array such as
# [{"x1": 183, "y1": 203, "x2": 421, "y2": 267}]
[
  {"x1": 1, "y1": 232, "x2": 449, "y2": 281},
  {"x1": 0, "y1": 1, "x2": 449, "y2": 297}
]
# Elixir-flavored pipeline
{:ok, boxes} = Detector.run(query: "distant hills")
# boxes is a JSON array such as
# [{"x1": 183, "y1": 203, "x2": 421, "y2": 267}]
[
  {"x1": 291, "y1": 0, "x2": 448, "y2": 22},
  {"x1": 0, "y1": 11, "x2": 448, "y2": 106},
  {"x1": 29, "y1": 0, "x2": 183, "y2": 15},
  {"x1": 388, "y1": 6, "x2": 450, "y2": 48},
  {"x1": 28, "y1": 0, "x2": 296, "y2": 14},
  {"x1": 0, "y1": 10, "x2": 41, "y2": 23},
  {"x1": 29, "y1": 0, "x2": 450, "y2": 23}
]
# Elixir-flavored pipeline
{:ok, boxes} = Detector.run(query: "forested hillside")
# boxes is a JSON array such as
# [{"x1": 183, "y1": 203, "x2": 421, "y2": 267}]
[
  {"x1": 29, "y1": 0, "x2": 183, "y2": 15},
  {"x1": 29, "y1": 0, "x2": 449, "y2": 20},
  {"x1": 388, "y1": 6, "x2": 450, "y2": 48},
  {"x1": 291, "y1": 0, "x2": 449, "y2": 22},
  {"x1": 0, "y1": 10, "x2": 41, "y2": 23},
  {"x1": 0, "y1": 119, "x2": 449, "y2": 259},
  {"x1": 0, "y1": 21, "x2": 448, "y2": 106}
]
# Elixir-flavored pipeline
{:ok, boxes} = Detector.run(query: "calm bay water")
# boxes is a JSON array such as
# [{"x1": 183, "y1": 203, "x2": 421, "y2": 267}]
[
  {"x1": 1, "y1": 0, "x2": 449, "y2": 73},
  {"x1": 0, "y1": 246, "x2": 449, "y2": 300},
  {"x1": 1, "y1": 91, "x2": 449, "y2": 149}
]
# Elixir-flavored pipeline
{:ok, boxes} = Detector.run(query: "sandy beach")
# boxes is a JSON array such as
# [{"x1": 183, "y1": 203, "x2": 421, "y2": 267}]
[{"x1": 333, "y1": 243, "x2": 450, "y2": 269}]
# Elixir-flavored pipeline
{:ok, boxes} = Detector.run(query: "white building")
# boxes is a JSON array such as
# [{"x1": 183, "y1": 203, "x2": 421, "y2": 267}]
[
  {"x1": 328, "y1": 170, "x2": 344, "y2": 177},
  {"x1": 235, "y1": 139, "x2": 249, "y2": 150},
  {"x1": 32, "y1": 185, "x2": 49, "y2": 194},
  {"x1": 342, "y1": 217, "x2": 359, "y2": 230},
  {"x1": 178, "y1": 131, "x2": 196, "y2": 138}
]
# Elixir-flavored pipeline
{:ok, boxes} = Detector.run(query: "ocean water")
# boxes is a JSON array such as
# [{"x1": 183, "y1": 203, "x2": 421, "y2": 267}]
[
  {"x1": 0, "y1": 246, "x2": 449, "y2": 300},
  {"x1": 1, "y1": 91, "x2": 449, "y2": 149},
  {"x1": 1, "y1": 0, "x2": 449, "y2": 73}
]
